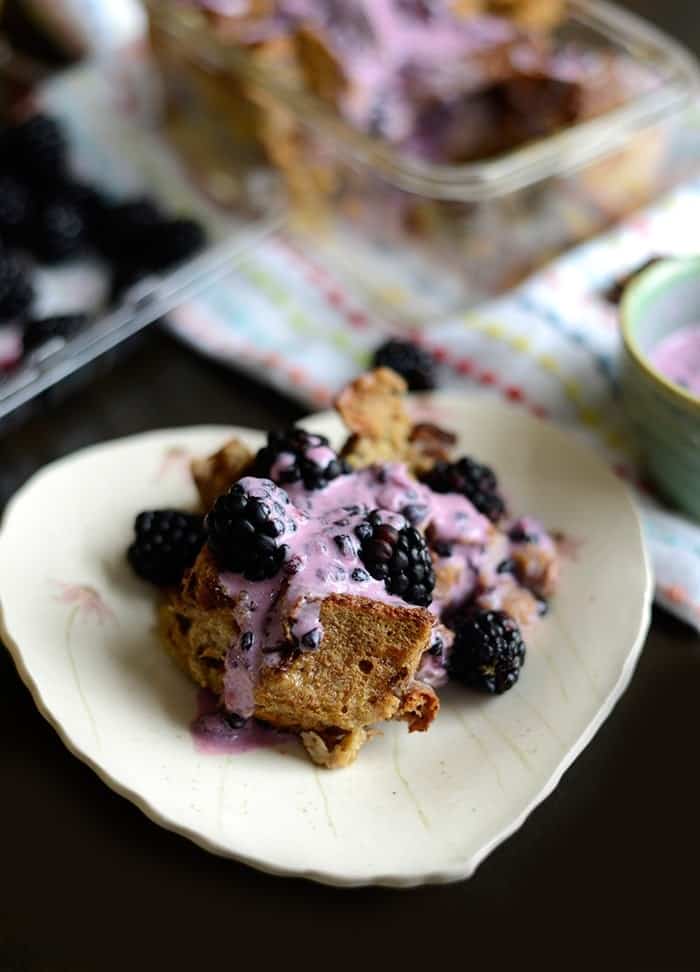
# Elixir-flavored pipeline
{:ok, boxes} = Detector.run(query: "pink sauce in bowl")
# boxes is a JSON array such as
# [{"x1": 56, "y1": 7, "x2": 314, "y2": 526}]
[{"x1": 648, "y1": 324, "x2": 700, "y2": 399}]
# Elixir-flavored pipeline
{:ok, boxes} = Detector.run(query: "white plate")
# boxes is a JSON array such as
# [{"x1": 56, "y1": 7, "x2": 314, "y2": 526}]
[{"x1": 0, "y1": 397, "x2": 652, "y2": 887}]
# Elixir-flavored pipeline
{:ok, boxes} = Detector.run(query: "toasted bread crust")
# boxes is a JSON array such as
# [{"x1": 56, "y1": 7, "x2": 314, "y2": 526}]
[
  {"x1": 162, "y1": 547, "x2": 438, "y2": 766},
  {"x1": 255, "y1": 594, "x2": 434, "y2": 733},
  {"x1": 337, "y1": 368, "x2": 411, "y2": 462},
  {"x1": 451, "y1": 0, "x2": 565, "y2": 28},
  {"x1": 336, "y1": 368, "x2": 459, "y2": 475},
  {"x1": 300, "y1": 727, "x2": 369, "y2": 769},
  {"x1": 293, "y1": 25, "x2": 348, "y2": 104},
  {"x1": 512, "y1": 543, "x2": 559, "y2": 598},
  {"x1": 191, "y1": 438, "x2": 254, "y2": 511},
  {"x1": 485, "y1": 0, "x2": 565, "y2": 29},
  {"x1": 397, "y1": 681, "x2": 440, "y2": 732},
  {"x1": 159, "y1": 546, "x2": 238, "y2": 695}
]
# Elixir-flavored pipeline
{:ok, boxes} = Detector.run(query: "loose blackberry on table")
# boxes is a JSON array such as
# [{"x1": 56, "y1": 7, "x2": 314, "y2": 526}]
[
  {"x1": 253, "y1": 427, "x2": 350, "y2": 491},
  {"x1": 372, "y1": 338, "x2": 437, "y2": 391},
  {"x1": 128, "y1": 510, "x2": 206, "y2": 586},
  {"x1": 355, "y1": 509, "x2": 435, "y2": 606},
  {"x1": 449, "y1": 609, "x2": 525, "y2": 694},
  {"x1": 421, "y1": 455, "x2": 506, "y2": 522},
  {"x1": 206, "y1": 481, "x2": 291, "y2": 581}
]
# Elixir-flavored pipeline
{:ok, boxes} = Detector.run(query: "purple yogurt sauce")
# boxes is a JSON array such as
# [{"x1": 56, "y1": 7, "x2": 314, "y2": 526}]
[
  {"x1": 649, "y1": 325, "x2": 700, "y2": 398},
  {"x1": 191, "y1": 688, "x2": 294, "y2": 754},
  {"x1": 186, "y1": 446, "x2": 560, "y2": 755},
  {"x1": 206, "y1": 462, "x2": 558, "y2": 720},
  {"x1": 186, "y1": 0, "x2": 524, "y2": 143},
  {"x1": 184, "y1": 0, "x2": 649, "y2": 166},
  {"x1": 214, "y1": 467, "x2": 492, "y2": 716}
]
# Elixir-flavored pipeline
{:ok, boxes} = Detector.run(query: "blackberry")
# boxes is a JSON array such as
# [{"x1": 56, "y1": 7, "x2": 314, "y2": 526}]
[
  {"x1": 0, "y1": 254, "x2": 33, "y2": 320},
  {"x1": 109, "y1": 264, "x2": 152, "y2": 305},
  {"x1": 30, "y1": 200, "x2": 85, "y2": 263},
  {"x1": 4, "y1": 113, "x2": 68, "y2": 182},
  {"x1": 253, "y1": 427, "x2": 350, "y2": 491},
  {"x1": 421, "y1": 456, "x2": 506, "y2": 523},
  {"x1": 107, "y1": 198, "x2": 161, "y2": 229},
  {"x1": 93, "y1": 197, "x2": 163, "y2": 260},
  {"x1": 355, "y1": 509, "x2": 435, "y2": 607},
  {"x1": 372, "y1": 338, "x2": 437, "y2": 391},
  {"x1": 59, "y1": 180, "x2": 111, "y2": 235},
  {"x1": 0, "y1": 174, "x2": 31, "y2": 241},
  {"x1": 139, "y1": 218, "x2": 206, "y2": 270},
  {"x1": 127, "y1": 510, "x2": 206, "y2": 586},
  {"x1": 449, "y1": 609, "x2": 525, "y2": 694},
  {"x1": 206, "y1": 480, "x2": 291, "y2": 581},
  {"x1": 22, "y1": 313, "x2": 87, "y2": 352}
]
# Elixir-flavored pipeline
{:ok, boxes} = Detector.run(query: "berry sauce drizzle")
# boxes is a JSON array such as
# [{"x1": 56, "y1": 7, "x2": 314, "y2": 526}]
[
  {"x1": 213, "y1": 463, "x2": 508, "y2": 717},
  {"x1": 191, "y1": 689, "x2": 294, "y2": 755},
  {"x1": 192, "y1": 462, "x2": 557, "y2": 748}
]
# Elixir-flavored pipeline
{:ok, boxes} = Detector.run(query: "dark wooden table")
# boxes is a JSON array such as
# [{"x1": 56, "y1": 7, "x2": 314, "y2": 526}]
[{"x1": 2, "y1": 3, "x2": 700, "y2": 970}]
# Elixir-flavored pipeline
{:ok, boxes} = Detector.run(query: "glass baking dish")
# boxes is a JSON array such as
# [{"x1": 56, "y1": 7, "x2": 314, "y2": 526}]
[
  {"x1": 0, "y1": 62, "x2": 283, "y2": 434},
  {"x1": 146, "y1": 0, "x2": 700, "y2": 322}
]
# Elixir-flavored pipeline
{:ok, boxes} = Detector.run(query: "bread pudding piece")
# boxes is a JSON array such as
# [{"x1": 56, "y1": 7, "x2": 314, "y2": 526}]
[
  {"x1": 480, "y1": 0, "x2": 565, "y2": 30},
  {"x1": 148, "y1": 368, "x2": 561, "y2": 767},
  {"x1": 163, "y1": 547, "x2": 436, "y2": 768},
  {"x1": 338, "y1": 367, "x2": 455, "y2": 475},
  {"x1": 191, "y1": 439, "x2": 254, "y2": 511},
  {"x1": 150, "y1": 0, "x2": 664, "y2": 301},
  {"x1": 163, "y1": 491, "x2": 438, "y2": 767}
]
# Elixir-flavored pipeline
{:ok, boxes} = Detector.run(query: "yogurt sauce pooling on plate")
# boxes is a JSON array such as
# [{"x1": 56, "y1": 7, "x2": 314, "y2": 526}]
[{"x1": 649, "y1": 324, "x2": 700, "y2": 398}]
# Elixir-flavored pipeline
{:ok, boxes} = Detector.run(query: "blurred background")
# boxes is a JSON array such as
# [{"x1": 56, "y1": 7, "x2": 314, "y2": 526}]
[
  {"x1": 1, "y1": 0, "x2": 699, "y2": 445},
  {"x1": 3, "y1": 3, "x2": 700, "y2": 969}
]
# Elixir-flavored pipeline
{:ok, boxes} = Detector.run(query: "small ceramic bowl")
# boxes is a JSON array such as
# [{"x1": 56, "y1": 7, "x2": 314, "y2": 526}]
[{"x1": 621, "y1": 256, "x2": 700, "y2": 520}]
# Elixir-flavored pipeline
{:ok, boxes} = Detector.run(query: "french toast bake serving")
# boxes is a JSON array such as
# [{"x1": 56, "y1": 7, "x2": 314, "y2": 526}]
[{"x1": 127, "y1": 369, "x2": 560, "y2": 768}]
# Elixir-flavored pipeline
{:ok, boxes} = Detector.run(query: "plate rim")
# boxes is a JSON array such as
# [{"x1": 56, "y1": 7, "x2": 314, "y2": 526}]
[{"x1": 0, "y1": 402, "x2": 654, "y2": 887}]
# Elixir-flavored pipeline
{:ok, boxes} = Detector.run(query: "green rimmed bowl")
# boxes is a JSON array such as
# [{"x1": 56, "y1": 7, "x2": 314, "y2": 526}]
[{"x1": 621, "y1": 257, "x2": 700, "y2": 520}]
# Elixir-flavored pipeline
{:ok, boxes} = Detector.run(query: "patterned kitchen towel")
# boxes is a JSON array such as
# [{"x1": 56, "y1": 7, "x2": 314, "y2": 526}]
[{"x1": 167, "y1": 180, "x2": 700, "y2": 632}]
